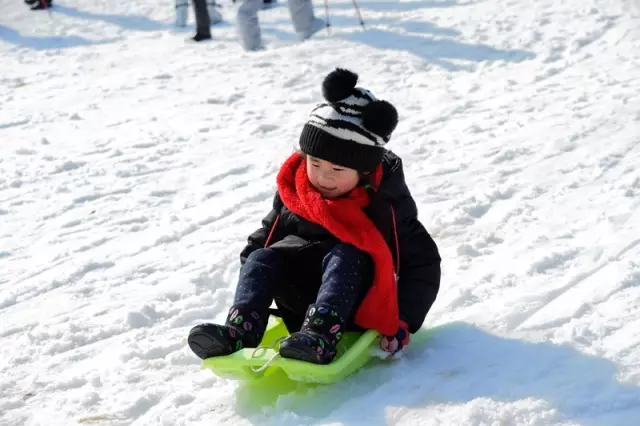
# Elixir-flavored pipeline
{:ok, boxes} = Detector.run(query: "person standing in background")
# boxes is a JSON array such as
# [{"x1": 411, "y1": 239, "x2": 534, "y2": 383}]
[{"x1": 176, "y1": 0, "x2": 223, "y2": 42}]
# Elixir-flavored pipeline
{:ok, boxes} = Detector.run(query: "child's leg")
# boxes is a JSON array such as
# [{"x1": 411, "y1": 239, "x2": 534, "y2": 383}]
[
  {"x1": 316, "y1": 244, "x2": 372, "y2": 319},
  {"x1": 279, "y1": 244, "x2": 373, "y2": 364},
  {"x1": 287, "y1": 0, "x2": 324, "y2": 41},
  {"x1": 188, "y1": 248, "x2": 285, "y2": 359},
  {"x1": 236, "y1": 0, "x2": 263, "y2": 51},
  {"x1": 206, "y1": 1, "x2": 223, "y2": 25},
  {"x1": 191, "y1": 0, "x2": 212, "y2": 41}
]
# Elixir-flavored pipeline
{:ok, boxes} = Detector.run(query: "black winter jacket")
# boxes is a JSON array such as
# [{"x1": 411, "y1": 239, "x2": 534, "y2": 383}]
[{"x1": 240, "y1": 151, "x2": 441, "y2": 334}]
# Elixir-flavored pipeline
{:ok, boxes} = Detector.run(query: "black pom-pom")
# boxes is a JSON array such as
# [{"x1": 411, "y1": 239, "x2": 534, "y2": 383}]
[
  {"x1": 361, "y1": 100, "x2": 398, "y2": 138},
  {"x1": 322, "y1": 68, "x2": 358, "y2": 102}
]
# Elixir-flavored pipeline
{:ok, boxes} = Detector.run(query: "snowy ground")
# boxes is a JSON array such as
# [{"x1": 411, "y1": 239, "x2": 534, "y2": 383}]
[{"x1": 2, "y1": 0, "x2": 640, "y2": 424}]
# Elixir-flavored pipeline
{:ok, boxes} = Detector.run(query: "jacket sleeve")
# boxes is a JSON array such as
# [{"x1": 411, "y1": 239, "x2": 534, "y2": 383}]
[
  {"x1": 391, "y1": 176, "x2": 441, "y2": 334},
  {"x1": 239, "y1": 195, "x2": 283, "y2": 265}
]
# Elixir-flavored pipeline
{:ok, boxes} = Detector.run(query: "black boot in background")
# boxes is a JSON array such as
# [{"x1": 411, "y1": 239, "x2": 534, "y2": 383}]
[
  {"x1": 30, "y1": 0, "x2": 52, "y2": 10},
  {"x1": 191, "y1": 0, "x2": 212, "y2": 41}
]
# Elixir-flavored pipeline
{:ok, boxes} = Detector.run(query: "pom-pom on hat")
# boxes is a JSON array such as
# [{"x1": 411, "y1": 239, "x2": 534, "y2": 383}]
[{"x1": 299, "y1": 68, "x2": 399, "y2": 172}]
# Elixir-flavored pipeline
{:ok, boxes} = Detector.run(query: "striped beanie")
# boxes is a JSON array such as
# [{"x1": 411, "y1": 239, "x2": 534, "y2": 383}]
[{"x1": 299, "y1": 68, "x2": 399, "y2": 172}]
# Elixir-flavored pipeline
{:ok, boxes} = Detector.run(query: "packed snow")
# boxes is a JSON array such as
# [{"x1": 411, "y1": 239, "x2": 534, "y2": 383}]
[{"x1": 1, "y1": 0, "x2": 640, "y2": 424}]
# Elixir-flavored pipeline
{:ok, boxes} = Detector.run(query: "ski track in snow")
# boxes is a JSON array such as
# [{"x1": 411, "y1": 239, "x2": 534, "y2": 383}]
[{"x1": 1, "y1": 0, "x2": 640, "y2": 425}]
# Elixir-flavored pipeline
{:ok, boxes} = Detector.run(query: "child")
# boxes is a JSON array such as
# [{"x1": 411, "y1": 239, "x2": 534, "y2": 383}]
[
  {"x1": 188, "y1": 68, "x2": 441, "y2": 364},
  {"x1": 183, "y1": 0, "x2": 223, "y2": 42}
]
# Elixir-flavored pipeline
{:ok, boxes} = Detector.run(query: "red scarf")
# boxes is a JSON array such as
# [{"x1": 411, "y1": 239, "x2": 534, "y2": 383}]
[{"x1": 276, "y1": 153, "x2": 399, "y2": 336}]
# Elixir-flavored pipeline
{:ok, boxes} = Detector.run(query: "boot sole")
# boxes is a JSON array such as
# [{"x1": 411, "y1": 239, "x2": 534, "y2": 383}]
[{"x1": 188, "y1": 331, "x2": 230, "y2": 360}]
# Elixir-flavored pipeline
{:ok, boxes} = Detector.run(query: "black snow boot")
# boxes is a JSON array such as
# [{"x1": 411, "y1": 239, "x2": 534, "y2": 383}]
[
  {"x1": 187, "y1": 305, "x2": 267, "y2": 359},
  {"x1": 191, "y1": 0, "x2": 212, "y2": 41},
  {"x1": 30, "y1": 0, "x2": 52, "y2": 10},
  {"x1": 279, "y1": 304, "x2": 345, "y2": 364},
  {"x1": 192, "y1": 32, "x2": 212, "y2": 42}
]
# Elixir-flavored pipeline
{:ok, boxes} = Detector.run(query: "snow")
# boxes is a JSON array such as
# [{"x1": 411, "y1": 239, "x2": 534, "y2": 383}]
[{"x1": 1, "y1": 0, "x2": 640, "y2": 424}]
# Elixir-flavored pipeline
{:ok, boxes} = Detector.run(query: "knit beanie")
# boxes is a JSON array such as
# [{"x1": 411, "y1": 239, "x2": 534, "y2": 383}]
[{"x1": 299, "y1": 68, "x2": 399, "y2": 172}]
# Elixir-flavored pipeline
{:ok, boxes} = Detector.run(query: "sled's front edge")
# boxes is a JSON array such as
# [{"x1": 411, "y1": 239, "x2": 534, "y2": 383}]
[
  {"x1": 201, "y1": 320, "x2": 380, "y2": 383},
  {"x1": 201, "y1": 318, "x2": 289, "y2": 380},
  {"x1": 278, "y1": 329, "x2": 380, "y2": 383}
]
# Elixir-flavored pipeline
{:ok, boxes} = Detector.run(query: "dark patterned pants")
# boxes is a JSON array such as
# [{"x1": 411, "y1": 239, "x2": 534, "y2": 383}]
[{"x1": 233, "y1": 243, "x2": 373, "y2": 331}]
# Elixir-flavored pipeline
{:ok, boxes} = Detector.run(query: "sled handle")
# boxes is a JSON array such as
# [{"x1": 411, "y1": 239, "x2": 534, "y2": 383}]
[{"x1": 250, "y1": 336, "x2": 287, "y2": 373}]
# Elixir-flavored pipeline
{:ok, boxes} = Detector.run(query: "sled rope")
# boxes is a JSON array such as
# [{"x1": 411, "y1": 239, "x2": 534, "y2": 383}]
[
  {"x1": 263, "y1": 214, "x2": 281, "y2": 248},
  {"x1": 390, "y1": 205, "x2": 400, "y2": 278},
  {"x1": 250, "y1": 352, "x2": 280, "y2": 373},
  {"x1": 250, "y1": 336, "x2": 287, "y2": 373}
]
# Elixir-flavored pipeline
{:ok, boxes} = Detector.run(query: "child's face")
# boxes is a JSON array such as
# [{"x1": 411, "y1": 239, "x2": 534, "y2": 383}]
[{"x1": 306, "y1": 156, "x2": 360, "y2": 199}]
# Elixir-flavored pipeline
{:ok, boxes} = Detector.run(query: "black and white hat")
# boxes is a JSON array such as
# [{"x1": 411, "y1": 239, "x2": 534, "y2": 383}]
[{"x1": 299, "y1": 68, "x2": 399, "y2": 172}]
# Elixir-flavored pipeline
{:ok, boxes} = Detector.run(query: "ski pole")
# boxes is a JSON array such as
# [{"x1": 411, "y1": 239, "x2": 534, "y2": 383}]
[
  {"x1": 352, "y1": 0, "x2": 365, "y2": 29},
  {"x1": 324, "y1": 0, "x2": 331, "y2": 35}
]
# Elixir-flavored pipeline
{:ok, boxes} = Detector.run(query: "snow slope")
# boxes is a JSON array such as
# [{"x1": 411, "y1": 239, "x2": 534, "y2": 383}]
[{"x1": 1, "y1": 0, "x2": 640, "y2": 424}]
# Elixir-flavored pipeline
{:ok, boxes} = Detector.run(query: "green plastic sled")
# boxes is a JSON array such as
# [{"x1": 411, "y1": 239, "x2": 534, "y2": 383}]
[{"x1": 201, "y1": 317, "x2": 381, "y2": 384}]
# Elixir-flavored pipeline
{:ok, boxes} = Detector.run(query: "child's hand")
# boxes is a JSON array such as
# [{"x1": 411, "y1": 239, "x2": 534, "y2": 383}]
[{"x1": 379, "y1": 321, "x2": 410, "y2": 356}]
